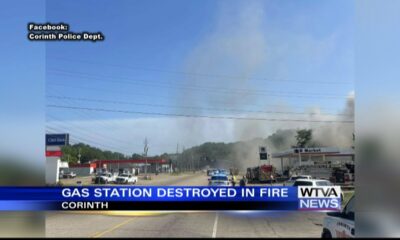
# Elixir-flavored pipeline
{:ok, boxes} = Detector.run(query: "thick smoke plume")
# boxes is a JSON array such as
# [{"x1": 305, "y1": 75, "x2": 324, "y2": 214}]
[
  {"x1": 175, "y1": 2, "x2": 354, "y2": 170},
  {"x1": 230, "y1": 93, "x2": 354, "y2": 170}
]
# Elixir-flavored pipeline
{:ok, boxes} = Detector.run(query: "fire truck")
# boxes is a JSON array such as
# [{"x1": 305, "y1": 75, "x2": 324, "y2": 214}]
[
  {"x1": 246, "y1": 164, "x2": 276, "y2": 183},
  {"x1": 329, "y1": 163, "x2": 355, "y2": 185}
]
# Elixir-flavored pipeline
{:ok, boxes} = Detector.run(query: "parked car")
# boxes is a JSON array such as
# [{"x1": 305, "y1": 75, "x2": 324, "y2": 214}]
[
  {"x1": 92, "y1": 172, "x2": 116, "y2": 184},
  {"x1": 60, "y1": 171, "x2": 76, "y2": 179},
  {"x1": 322, "y1": 195, "x2": 354, "y2": 238},
  {"x1": 284, "y1": 175, "x2": 312, "y2": 186},
  {"x1": 293, "y1": 178, "x2": 331, "y2": 187},
  {"x1": 115, "y1": 173, "x2": 138, "y2": 184},
  {"x1": 208, "y1": 174, "x2": 231, "y2": 186}
]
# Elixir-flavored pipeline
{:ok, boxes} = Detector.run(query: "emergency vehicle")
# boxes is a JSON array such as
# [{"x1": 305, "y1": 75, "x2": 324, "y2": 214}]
[{"x1": 322, "y1": 195, "x2": 355, "y2": 238}]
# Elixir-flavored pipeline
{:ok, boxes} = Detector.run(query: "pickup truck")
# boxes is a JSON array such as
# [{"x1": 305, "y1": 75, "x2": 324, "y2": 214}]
[
  {"x1": 61, "y1": 171, "x2": 76, "y2": 179},
  {"x1": 115, "y1": 173, "x2": 138, "y2": 184},
  {"x1": 284, "y1": 175, "x2": 312, "y2": 186},
  {"x1": 92, "y1": 172, "x2": 116, "y2": 184}
]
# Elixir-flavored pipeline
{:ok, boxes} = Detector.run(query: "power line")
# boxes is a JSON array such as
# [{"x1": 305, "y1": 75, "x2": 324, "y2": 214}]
[
  {"x1": 47, "y1": 83, "x2": 346, "y2": 117},
  {"x1": 46, "y1": 117, "x2": 135, "y2": 153},
  {"x1": 46, "y1": 125, "x2": 131, "y2": 154},
  {"x1": 47, "y1": 120, "x2": 136, "y2": 152},
  {"x1": 47, "y1": 127, "x2": 129, "y2": 153},
  {"x1": 47, "y1": 93, "x2": 143, "y2": 148},
  {"x1": 48, "y1": 56, "x2": 353, "y2": 85},
  {"x1": 46, "y1": 104, "x2": 354, "y2": 123},
  {"x1": 47, "y1": 114, "x2": 143, "y2": 148},
  {"x1": 47, "y1": 95, "x2": 353, "y2": 117},
  {"x1": 48, "y1": 70, "x2": 349, "y2": 99},
  {"x1": 48, "y1": 69, "x2": 349, "y2": 98}
]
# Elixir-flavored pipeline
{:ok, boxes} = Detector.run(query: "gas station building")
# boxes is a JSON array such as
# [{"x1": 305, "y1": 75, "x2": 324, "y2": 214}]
[{"x1": 272, "y1": 147, "x2": 355, "y2": 174}]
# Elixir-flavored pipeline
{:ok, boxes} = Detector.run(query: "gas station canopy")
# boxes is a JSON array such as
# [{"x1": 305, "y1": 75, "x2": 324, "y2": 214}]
[{"x1": 272, "y1": 147, "x2": 354, "y2": 158}]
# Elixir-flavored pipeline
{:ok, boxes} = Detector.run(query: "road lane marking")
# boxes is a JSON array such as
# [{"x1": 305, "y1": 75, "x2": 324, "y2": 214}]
[
  {"x1": 91, "y1": 217, "x2": 135, "y2": 238},
  {"x1": 212, "y1": 212, "x2": 219, "y2": 238}
]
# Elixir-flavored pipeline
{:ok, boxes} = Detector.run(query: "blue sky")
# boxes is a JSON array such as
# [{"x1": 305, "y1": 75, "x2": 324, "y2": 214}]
[
  {"x1": 356, "y1": 0, "x2": 400, "y2": 105},
  {"x1": 43, "y1": 0, "x2": 355, "y2": 154},
  {"x1": 46, "y1": 0, "x2": 354, "y2": 114},
  {"x1": 0, "y1": 0, "x2": 356, "y2": 155}
]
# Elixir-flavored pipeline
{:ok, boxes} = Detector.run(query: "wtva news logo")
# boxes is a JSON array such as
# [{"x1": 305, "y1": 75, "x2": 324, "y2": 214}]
[{"x1": 298, "y1": 186, "x2": 341, "y2": 211}]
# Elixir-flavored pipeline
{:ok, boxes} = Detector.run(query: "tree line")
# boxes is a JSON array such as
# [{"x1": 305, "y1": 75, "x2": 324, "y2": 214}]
[{"x1": 62, "y1": 129, "x2": 351, "y2": 169}]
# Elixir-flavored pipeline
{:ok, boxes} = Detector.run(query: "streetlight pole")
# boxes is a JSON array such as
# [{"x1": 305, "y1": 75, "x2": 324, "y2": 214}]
[
  {"x1": 78, "y1": 148, "x2": 81, "y2": 164},
  {"x1": 144, "y1": 138, "x2": 149, "y2": 177}
]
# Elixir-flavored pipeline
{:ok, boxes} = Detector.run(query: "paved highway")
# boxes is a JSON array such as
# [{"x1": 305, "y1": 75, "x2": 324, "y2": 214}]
[{"x1": 46, "y1": 172, "x2": 325, "y2": 238}]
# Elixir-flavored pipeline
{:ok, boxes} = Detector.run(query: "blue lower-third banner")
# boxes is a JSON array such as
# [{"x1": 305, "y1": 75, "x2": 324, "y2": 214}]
[{"x1": 0, "y1": 186, "x2": 341, "y2": 211}]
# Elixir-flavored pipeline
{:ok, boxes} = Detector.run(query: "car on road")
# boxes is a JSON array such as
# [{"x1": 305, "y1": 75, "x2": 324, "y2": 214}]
[
  {"x1": 61, "y1": 171, "x2": 76, "y2": 179},
  {"x1": 219, "y1": 169, "x2": 230, "y2": 176},
  {"x1": 322, "y1": 195, "x2": 354, "y2": 238},
  {"x1": 208, "y1": 174, "x2": 231, "y2": 186},
  {"x1": 284, "y1": 175, "x2": 312, "y2": 186},
  {"x1": 208, "y1": 169, "x2": 220, "y2": 176},
  {"x1": 115, "y1": 173, "x2": 138, "y2": 184},
  {"x1": 293, "y1": 179, "x2": 344, "y2": 201},
  {"x1": 92, "y1": 172, "x2": 116, "y2": 184},
  {"x1": 293, "y1": 178, "x2": 332, "y2": 187},
  {"x1": 207, "y1": 169, "x2": 216, "y2": 176}
]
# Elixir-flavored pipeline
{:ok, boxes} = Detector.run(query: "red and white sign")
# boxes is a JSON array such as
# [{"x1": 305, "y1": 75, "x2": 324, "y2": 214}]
[
  {"x1": 46, "y1": 150, "x2": 62, "y2": 157},
  {"x1": 45, "y1": 145, "x2": 62, "y2": 157}
]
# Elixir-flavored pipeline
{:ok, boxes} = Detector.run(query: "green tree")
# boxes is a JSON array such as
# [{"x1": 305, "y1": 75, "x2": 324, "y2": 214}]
[
  {"x1": 61, "y1": 143, "x2": 128, "y2": 163},
  {"x1": 295, "y1": 129, "x2": 313, "y2": 148},
  {"x1": 132, "y1": 153, "x2": 143, "y2": 159}
]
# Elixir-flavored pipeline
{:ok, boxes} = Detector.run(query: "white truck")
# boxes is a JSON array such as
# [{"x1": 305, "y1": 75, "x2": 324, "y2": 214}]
[
  {"x1": 115, "y1": 173, "x2": 138, "y2": 184},
  {"x1": 322, "y1": 195, "x2": 355, "y2": 238},
  {"x1": 60, "y1": 171, "x2": 76, "y2": 179},
  {"x1": 284, "y1": 175, "x2": 312, "y2": 186},
  {"x1": 92, "y1": 172, "x2": 117, "y2": 184}
]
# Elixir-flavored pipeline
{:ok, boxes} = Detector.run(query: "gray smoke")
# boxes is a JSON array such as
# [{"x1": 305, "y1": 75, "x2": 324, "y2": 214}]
[
  {"x1": 175, "y1": 0, "x2": 268, "y2": 148},
  {"x1": 232, "y1": 93, "x2": 354, "y2": 170},
  {"x1": 174, "y1": 2, "x2": 354, "y2": 170},
  {"x1": 312, "y1": 92, "x2": 354, "y2": 148}
]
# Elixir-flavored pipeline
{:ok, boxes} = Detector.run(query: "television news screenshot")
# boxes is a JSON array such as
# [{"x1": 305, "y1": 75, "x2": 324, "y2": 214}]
[{"x1": 1, "y1": 0, "x2": 400, "y2": 238}]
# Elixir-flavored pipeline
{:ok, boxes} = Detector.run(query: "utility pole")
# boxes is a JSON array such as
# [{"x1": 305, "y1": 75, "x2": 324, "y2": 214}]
[
  {"x1": 117, "y1": 154, "x2": 120, "y2": 174},
  {"x1": 298, "y1": 149, "x2": 302, "y2": 167},
  {"x1": 191, "y1": 152, "x2": 194, "y2": 171},
  {"x1": 78, "y1": 148, "x2": 81, "y2": 164},
  {"x1": 144, "y1": 138, "x2": 149, "y2": 176},
  {"x1": 182, "y1": 146, "x2": 186, "y2": 172},
  {"x1": 176, "y1": 143, "x2": 179, "y2": 173}
]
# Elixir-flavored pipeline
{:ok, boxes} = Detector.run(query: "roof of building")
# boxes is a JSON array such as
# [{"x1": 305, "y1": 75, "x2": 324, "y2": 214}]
[
  {"x1": 92, "y1": 158, "x2": 168, "y2": 164},
  {"x1": 68, "y1": 158, "x2": 168, "y2": 168},
  {"x1": 272, "y1": 147, "x2": 354, "y2": 158},
  {"x1": 69, "y1": 163, "x2": 97, "y2": 168}
]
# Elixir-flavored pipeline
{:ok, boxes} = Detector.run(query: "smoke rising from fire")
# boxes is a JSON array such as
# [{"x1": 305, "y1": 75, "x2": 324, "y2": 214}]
[{"x1": 173, "y1": 1, "x2": 354, "y2": 169}]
